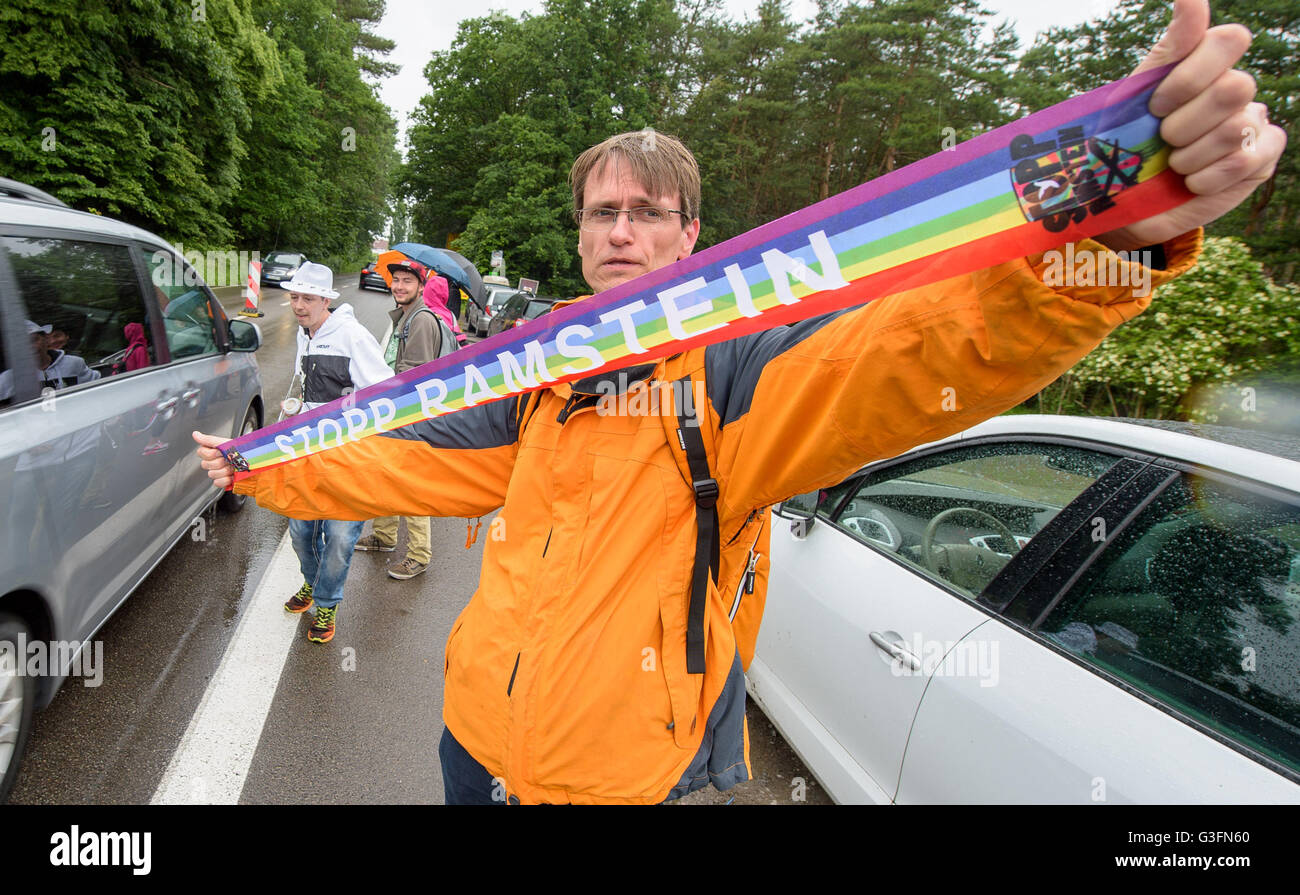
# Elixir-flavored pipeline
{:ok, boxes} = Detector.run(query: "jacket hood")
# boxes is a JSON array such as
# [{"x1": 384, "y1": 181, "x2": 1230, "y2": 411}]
[{"x1": 421, "y1": 277, "x2": 464, "y2": 338}]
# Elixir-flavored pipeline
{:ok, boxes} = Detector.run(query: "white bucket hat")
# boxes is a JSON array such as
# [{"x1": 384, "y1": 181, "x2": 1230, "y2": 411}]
[{"x1": 280, "y1": 261, "x2": 339, "y2": 299}]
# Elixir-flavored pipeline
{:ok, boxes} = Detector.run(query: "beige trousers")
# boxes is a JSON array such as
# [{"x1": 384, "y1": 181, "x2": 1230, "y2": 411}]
[{"x1": 372, "y1": 515, "x2": 432, "y2": 564}]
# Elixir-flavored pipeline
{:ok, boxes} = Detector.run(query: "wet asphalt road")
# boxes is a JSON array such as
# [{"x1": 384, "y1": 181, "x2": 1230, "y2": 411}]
[{"x1": 9, "y1": 275, "x2": 831, "y2": 806}]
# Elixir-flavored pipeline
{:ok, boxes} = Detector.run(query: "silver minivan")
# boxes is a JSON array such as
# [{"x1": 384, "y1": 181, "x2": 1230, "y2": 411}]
[{"x1": 0, "y1": 180, "x2": 264, "y2": 800}]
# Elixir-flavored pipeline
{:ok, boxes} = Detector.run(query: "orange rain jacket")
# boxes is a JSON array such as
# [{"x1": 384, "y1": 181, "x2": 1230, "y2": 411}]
[{"x1": 235, "y1": 233, "x2": 1201, "y2": 803}]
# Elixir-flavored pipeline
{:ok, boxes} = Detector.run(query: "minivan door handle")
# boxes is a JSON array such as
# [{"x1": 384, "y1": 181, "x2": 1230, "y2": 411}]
[{"x1": 155, "y1": 396, "x2": 179, "y2": 414}]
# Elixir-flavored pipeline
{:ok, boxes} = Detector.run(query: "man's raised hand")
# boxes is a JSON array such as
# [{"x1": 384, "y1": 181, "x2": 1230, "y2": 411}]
[{"x1": 1097, "y1": 0, "x2": 1286, "y2": 252}]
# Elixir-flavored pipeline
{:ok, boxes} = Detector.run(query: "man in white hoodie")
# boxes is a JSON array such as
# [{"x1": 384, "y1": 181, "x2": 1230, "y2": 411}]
[
  {"x1": 30, "y1": 320, "x2": 99, "y2": 390},
  {"x1": 279, "y1": 262, "x2": 391, "y2": 643}
]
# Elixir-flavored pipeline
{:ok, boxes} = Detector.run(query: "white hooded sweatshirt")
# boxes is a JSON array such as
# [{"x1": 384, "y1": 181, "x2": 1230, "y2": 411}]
[{"x1": 294, "y1": 304, "x2": 391, "y2": 411}]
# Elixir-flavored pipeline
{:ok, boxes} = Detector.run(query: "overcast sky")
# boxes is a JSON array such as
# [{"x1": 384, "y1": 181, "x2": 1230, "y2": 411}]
[{"x1": 372, "y1": 0, "x2": 1127, "y2": 141}]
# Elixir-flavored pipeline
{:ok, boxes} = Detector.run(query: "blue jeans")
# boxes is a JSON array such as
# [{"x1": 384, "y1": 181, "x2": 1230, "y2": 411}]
[
  {"x1": 288, "y1": 518, "x2": 365, "y2": 610},
  {"x1": 440, "y1": 728, "x2": 508, "y2": 805}
]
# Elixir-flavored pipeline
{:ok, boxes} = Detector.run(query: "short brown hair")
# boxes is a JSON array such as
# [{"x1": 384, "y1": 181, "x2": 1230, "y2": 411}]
[{"x1": 569, "y1": 130, "x2": 701, "y2": 225}]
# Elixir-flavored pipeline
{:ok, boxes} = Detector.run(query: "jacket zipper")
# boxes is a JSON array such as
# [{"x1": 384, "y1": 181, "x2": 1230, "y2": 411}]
[
  {"x1": 555, "y1": 393, "x2": 599, "y2": 425},
  {"x1": 728, "y1": 515, "x2": 766, "y2": 622},
  {"x1": 506, "y1": 652, "x2": 521, "y2": 696},
  {"x1": 724, "y1": 509, "x2": 761, "y2": 547}
]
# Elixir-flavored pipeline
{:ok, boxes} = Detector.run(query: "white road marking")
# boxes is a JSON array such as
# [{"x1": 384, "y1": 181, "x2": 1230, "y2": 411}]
[{"x1": 152, "y1": 530, "x2": 303, "y2": 804}]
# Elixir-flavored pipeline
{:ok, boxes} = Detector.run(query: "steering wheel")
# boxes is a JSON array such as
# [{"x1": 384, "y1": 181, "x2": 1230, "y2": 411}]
[
  {"x1": 841, "y1": 506, "x2": 903, "y2": 552},
  {"x1": 922, "y1": 507, "x2": 1021, "y2": 575}
]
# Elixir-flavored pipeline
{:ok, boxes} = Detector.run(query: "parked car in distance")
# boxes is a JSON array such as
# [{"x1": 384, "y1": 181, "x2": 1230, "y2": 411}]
[
  {"x1": 358, "y1": 262, "x2": 388, "y2": 292},
  {"x1": 485, "y1": 292, "x2": 559, "y2": 338},
  {"x1": 467, "y1": 279, "x2": 521, "y2": 338},
  {"x1": 0, "y1": 181, "x2": 264, "y2": 801},
  {"x1": 260, "y1": 251, "x2": 307, "y2": 286},
  {"x1": 750, "y1": 414, "x2": 1300, "y2": 804}
]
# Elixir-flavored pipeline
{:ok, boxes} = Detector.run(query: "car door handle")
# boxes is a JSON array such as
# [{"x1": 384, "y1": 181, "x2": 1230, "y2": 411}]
[
  {"x1": 870, "y1": 631, "x2": 922, "y2": 672},
  {"x1": 182, "y1": 388, "x2": 201, "y2": 406},
  {"x1": 155, "y1": 396, "x2": 179, "y2": 413}
]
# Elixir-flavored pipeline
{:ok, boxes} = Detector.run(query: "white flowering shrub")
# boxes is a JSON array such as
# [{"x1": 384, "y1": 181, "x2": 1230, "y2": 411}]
[{"x1": 1031, "y1": 237, "x2": 1300, "y2": 421}]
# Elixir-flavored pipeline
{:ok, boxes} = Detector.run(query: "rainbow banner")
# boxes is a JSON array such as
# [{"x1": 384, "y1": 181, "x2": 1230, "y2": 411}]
[{"x1": 222, "y1": 63, "x2": 1190, "y2": 477}]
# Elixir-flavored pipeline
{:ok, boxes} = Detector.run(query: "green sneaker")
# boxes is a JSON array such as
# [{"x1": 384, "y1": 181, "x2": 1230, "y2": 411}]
[
  {"x1": 285, "y1": 581, "x2": 313, "y2": 614},
  {"x1": 308, "y1": 605, "x2": 336, "y2": 643}
]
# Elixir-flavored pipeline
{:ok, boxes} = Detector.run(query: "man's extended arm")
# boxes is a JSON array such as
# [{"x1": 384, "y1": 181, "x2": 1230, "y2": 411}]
[
  {"x1": 707, "y1": 233, "x2": 1199, "y2": 524},
  {"x1": 194, "y1": 395, "x2": 523, "y2": 520}
]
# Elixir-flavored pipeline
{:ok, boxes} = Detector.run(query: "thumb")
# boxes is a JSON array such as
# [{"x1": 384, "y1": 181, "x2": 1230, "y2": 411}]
[
  {"x1": 1131, "y1": 0, "x2": 1210, "y2": 75},
  {"x1": 191, "y1": 430, "x2": 227, "y2": 449}
]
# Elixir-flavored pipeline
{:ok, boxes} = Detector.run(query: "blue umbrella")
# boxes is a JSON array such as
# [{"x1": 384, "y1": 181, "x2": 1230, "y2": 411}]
[{"x1": 389, "y1": 242, "x2": 486, "y2": 306}]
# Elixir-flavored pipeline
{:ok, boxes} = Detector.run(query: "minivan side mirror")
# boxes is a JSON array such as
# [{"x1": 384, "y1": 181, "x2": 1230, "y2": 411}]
[{"x1": 229, "y1": 319, "x2": 261, "y2": 352}]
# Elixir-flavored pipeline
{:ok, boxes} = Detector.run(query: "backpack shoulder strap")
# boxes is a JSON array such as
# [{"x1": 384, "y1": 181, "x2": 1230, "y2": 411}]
[
  {"x1": 676, "y1": 373, "x2": 717, "y2": 676},
  {"x1": 514, "y1": 387, "x2": 545, "y2": 439},
  {"x1": 401, "y1": 306, "x2": 456, "y2": 357}
]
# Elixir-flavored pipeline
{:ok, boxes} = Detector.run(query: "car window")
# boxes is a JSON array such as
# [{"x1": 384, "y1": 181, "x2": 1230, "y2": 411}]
[
  {"x1": 833, "y1": 442, "x2": 1121, "y2": 598},
  {"x1": 524, "y1": 299, "x2": 553, "y2": 319},
  {"x1": 502, "y1": 294, "x2": 529, "y2": 318},
  {"x1": 144, "y1": 248, "x2": 220, "y2": 359},
  {"x1": 1, "y1": 236, "x2": 158, "y2": 393},
  {"x1": 1043, "y1": 474, "x2": 1300, "y2": 775}
]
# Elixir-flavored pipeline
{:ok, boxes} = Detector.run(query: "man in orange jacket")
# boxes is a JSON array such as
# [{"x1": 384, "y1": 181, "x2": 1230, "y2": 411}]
[{"x1": 195, "y1": 0, "x2": 1283, "y2": 803}]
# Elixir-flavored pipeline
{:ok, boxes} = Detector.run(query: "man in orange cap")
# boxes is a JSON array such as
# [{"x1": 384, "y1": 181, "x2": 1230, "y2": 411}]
[{"x1": 353, "y1": 256, "x2": 454, "y2": 579}]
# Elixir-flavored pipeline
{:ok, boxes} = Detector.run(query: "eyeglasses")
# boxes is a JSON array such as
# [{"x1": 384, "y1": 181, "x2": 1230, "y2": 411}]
[{"x1": 575, "y1": 206, "x2": 688, "y2": 231}]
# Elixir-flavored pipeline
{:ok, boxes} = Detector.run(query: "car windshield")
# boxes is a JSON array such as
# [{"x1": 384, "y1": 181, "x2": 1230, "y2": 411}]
[
  {"x1": 524, "y1": 299, "x2": 554, "y2": 319},
  {"x1": 267, "y1": 252, "x2": 300, "y2": 264}
]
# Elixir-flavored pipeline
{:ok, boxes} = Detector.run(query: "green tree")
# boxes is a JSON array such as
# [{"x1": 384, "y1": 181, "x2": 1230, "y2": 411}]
[
  {"x1": 670, "y1": 0, "x2": 1020, "y2": 251},
  {"x1": 226, "y1": 0, "x2": 399, "y2": 269},
  {"x1": 0, "y1": 0, "x2": 251, "y2": 244},
  {"x1": 0, "y1": 0, "x2": 399, "y2": 270},
  {"x1": 402, "y1": 0, "x2": 678, "y2": 294},
  {"x1": 666, "y1": 0, "x2": 805, "y2": 247}
]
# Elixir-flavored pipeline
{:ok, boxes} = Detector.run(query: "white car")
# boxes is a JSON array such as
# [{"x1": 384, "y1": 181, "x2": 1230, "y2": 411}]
[{"x1": 748, "y1": 415, "x2": 1300, "y2": 804}]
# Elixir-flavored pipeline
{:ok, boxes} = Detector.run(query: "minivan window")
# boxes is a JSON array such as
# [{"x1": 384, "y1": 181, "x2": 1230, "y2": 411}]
[
  {"x1": 145, "y1": 248, "x2": 220, "y2": 359},
  {"x1": 0, "y1": 311, "x2": 11, "y2": 407},
  {"x1": 2, "y1": 236, "x2": 157, "y2": 389}
]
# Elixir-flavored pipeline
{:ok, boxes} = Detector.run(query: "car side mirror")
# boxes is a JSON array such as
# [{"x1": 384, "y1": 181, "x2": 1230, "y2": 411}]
[
  {"x1": 774, "y1": 490, "x2": 818, "y2": 537},
  {"x1": 229, "y1": 319, "x2": 261, "y2": 352}
]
